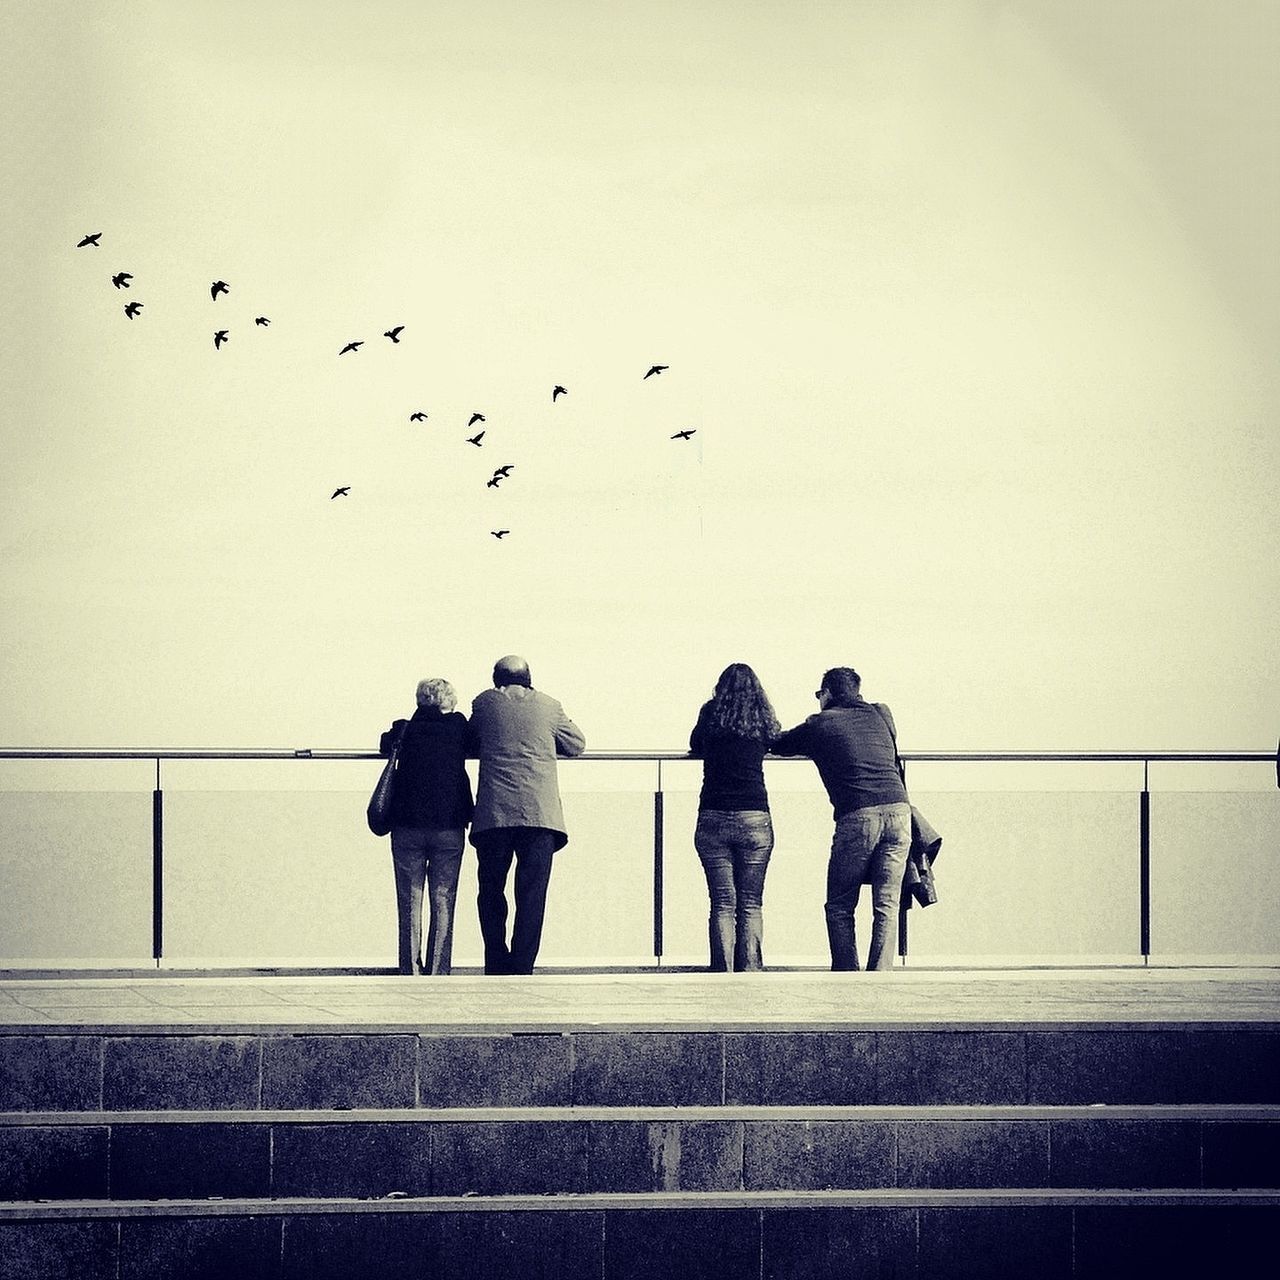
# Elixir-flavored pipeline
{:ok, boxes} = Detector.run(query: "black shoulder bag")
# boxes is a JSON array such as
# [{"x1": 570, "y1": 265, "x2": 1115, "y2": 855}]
[{"x1": 367, "y1": 721, "x2": 407, "y2": 837}]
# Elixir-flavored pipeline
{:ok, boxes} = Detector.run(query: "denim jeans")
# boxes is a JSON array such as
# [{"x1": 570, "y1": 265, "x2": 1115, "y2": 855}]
[
  {"x1": 825, "y1": 802, "x2": 911, "y2": 972},
  {"x1": 472, "y1": 826, "x2": 557, "y2": 975},
  {"x1": 389, "y1": 826, "x2": 466, "y2": 975},
  {"x1": 694, "y1": 809, "x2": 774, "y2": 972}
]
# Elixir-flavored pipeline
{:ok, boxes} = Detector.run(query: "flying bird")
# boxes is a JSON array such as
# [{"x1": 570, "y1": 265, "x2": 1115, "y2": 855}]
[
  {"x1": 486, "y1": 476, "x2": 502, "y2": 488},
  {"x1": 409, "y1": 411, "x2": 428, "y2": 422},
  {"x1": 339, "y1": 341, "x2": 363, "y2": 355},
  {"x1": 254, "y1": 316, "x2": 270, "y2": 327},
  {"x1": 210, "y1": 280, "x2": 229, "y2": 301},
  {"x1": 331, "y1": 487, "x2": 351, "y2": 499},
  {"x1": 671, "y1": 429, "x2": 696, "y2": 441},
  {"x1": 467, "y1": 431, "x2": 486, "y2": 446},
  {"x1": 111, "y1": 272, "x2": 133, "y2": 289},
  {"x1": 644, "y1": 365, "x2": 668, "y2": 379},
  {"x1": 493, "y1": 465, "x2": 514, "y2": 477},
  {"x1": 468, "y1": 413, "x2": 485, "y2": 427},
  {"x1": 552, "y1": 385, "x2": 567, "y2": 401},
  {"x1": 491, "y1": 530, "x2": 510, "y2": 539},
  {"x1": 77, "y1": 233, "x2": 102, "y2": 248},
  {"x1": 213, "y1": 329, "x2": 229, "y2": 350},
  {"x1": 124, "y1": 302, "x2": 143, "y2": 319},
  {"x1": 384, "y1": 326, "x2": 404, "y2": 343}
]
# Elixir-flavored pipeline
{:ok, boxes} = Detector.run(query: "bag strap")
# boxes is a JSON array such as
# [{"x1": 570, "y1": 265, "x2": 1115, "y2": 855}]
[{"x1": 870, "y1": 702, "x2": 907, "y2": 787}]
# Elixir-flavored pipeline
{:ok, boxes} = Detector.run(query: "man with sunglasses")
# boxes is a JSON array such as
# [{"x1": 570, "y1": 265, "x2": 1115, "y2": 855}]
[{"x1": 772, "y1": 667, "x2": 911, "y2": 971}]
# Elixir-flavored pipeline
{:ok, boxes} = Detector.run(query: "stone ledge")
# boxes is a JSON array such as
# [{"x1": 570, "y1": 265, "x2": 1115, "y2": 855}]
[
  {"x1": 3, "y1": 1188, "x2": 1279, "y2": 1218},
  {"x1": 3, "y1": 1103, "x2": 1277, "y2": 1125}
]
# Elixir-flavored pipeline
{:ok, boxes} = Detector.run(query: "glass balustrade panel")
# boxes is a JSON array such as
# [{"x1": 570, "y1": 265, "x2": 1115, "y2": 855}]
[
  {"x1": 160, "y1": 759, "x2": 656, "y2": 967},
  {"x1": 1149, "y1": 789, "x2": 1280, "y2": 962},
  {"x1": 162, "y1": 760, "x2": 398, "y2": 965},
  {"x1": 0, "y1": 761, "x2": 154, "y2": 964},
  {"x1": 900, "y1": 791, "x2": 1138, "y2": 965}
]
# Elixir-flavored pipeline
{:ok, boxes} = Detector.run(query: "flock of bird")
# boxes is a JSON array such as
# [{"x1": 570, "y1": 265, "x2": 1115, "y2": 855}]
[{"x1": 76, "y1": 233, "x2": 699, "y2": 540}]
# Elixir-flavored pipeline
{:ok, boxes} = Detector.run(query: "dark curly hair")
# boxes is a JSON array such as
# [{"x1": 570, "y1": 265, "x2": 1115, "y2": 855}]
[{"x1": 697, "y1": 663, "x2": 781, "y2": 744}]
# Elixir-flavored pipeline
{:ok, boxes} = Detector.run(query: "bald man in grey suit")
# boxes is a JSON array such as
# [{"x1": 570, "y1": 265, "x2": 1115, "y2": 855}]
[{"x1": 466, "y1": 655, "x2": 586, "y2": 974}]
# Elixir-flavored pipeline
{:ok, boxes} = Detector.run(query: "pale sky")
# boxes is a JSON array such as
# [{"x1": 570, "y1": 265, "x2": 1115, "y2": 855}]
[{"x1": 2, "y1": 0, "x2": 1277, "y2": 752}]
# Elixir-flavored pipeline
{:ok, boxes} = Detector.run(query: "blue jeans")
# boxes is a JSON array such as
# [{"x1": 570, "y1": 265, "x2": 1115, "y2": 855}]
[
  {"x1": 390, "y1": 827, "x2": 465, "y2": 975},
  {"x1": 694, "y1": 809, "x2": 774, "y2": 972},
  {"x1": 825, "y1": 802, "x2": 911, "y2": 972}
]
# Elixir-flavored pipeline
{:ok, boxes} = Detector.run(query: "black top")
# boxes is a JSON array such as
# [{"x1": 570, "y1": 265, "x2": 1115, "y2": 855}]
[
  {"x1": 380, "y1": 707, "x2": 474, "y2": 830},
  {"x1": 689, "y1": 703, "x2": 770, "y2": 813},
  {"x1": 771, "y1": 698, "x2": 907, "y2": 819}
]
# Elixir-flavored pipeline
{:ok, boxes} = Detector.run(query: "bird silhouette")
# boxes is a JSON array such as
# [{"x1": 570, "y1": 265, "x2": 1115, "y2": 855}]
[
  {"x1": 409, "y1": 411, "x2": 428, "y2": 422},
  {"x1": 468, "y1": 413, "x2": 485, "y2": 427},
  {"x1": 552, "y1": 385, "x2": 567, "y2": 401},
  {"x1": 254, "y1": 316, "x2": 270, "y2": 327},
  {"x1": 493, "y1": 465, "x2": 514, "y2": 477},
  {"x1": 124, "y1": 302, "x2": 143, "y2": 319},
  {"x1": 486, "y1": 476, "x2": 502, "y2": 488},
  {"x1": 491, "y1": 530, "x2": 510, "y2": 539},
  {"x1": 467, "y1": 431, "x2": 486, "y2": 446},
  {"x1": 77, "y1": 233, "x2": 102, "y2": 248},
  {"x1": 671, "y1": 429, "x2": 696, "y2": 441},
  {"x1": 331, "y1": 487, "x2": 351, "y2": 499},
  {"x1": 339, "y1": 341, "x2": 363, "y2": 355},
  {"x1": 384, "y1": 326, "x2": 404, "y2": 343},
  {"x1": 213, "y1": 330, "x2": 229, "y2": 350},
  {"x1": 210, "y1": 280, "x2": 229, "y2": 301},
  {"x1": 111, "y1": 272, "x2": 133, "y2": 289},
  {"x1": 644, "y1": 365, "x2": 668, "y2": 379}
]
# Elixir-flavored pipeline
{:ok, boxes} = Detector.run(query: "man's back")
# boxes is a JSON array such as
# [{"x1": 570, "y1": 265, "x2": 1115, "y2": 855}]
[
  {"x1": 468, "y1": 685, "x2": 586, "y2": 846},
  {"x1": 772, "y1": 700, "x2": 906, "y2": 818}
]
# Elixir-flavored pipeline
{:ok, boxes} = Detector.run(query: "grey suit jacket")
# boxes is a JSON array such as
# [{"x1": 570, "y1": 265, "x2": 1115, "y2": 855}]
[{"x1": 466, "y1": 686, "x2": 586, "y2": 850}]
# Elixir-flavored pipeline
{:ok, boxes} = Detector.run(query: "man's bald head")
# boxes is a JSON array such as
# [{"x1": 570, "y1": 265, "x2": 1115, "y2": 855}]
[{"x1": 493, "y1": 655, "x2": 532, "y2": 688}]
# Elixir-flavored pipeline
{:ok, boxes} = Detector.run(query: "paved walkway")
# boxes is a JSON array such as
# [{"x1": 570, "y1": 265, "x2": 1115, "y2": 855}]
[{"x1": 1, "y1": 969, "x2": 1277, "y2": 1032}]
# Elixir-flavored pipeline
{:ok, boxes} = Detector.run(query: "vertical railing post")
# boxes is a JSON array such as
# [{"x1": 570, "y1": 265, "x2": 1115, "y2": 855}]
[
  {"x1": 653, "y1": 759, "x2": 664, "y2": 969},
  {"x1": 152, "y1": 756, "x2": 164, "y2": 968},
  {"x1": 897, "y1": 757, "x2": 909, "y2": 965},
  {"x1": 1139, "y1": 758, "x2": 1151, "y2": 965}
]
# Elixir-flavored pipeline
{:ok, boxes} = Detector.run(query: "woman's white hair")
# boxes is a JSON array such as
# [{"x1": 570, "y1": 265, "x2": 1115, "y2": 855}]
[{"x1": 415, "y1": 677, "x2": 457, "y2": 713}]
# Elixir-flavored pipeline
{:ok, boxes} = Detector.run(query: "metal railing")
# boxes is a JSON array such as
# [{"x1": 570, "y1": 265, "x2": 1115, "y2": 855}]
[{"x1": 1, "y1": 747, "x2": 1274, "y2": 969}]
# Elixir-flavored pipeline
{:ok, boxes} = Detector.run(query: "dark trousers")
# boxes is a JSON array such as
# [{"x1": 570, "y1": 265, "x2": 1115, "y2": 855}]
[{"x1": 472, "y1": 826, "x2": 557, "y2": 975}]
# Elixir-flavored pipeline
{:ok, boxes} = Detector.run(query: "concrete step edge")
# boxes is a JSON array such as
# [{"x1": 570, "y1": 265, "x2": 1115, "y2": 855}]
[
  {"x1": 4, "y1": 1188, "x2": 1280, "y2": 1220},
  {"x1": 4, "y1": 1104, "x2": 1280, "y2": 1126},
  {"x1": 3, "y1": 1020, "x2": 1279, "y2": 1035}
]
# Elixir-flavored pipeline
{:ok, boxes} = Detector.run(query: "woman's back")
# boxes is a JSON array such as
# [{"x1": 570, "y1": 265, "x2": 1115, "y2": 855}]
[
  {"x1": 390, "y1": 708, "x2": 474, "y2": 829},
  {"x1": 690, "y1": 703, "x2": 770, "y2": 813}
]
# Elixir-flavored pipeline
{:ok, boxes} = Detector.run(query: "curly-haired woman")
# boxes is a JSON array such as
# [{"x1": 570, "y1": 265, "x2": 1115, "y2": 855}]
[{"x1": 688, "y1": 663, "x2": 781, "y2": 971}]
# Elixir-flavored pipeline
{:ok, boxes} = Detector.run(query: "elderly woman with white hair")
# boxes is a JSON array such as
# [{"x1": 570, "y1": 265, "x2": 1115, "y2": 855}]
[{"x1": 378, "y1": 678, "x2": 474, "y2": 974}]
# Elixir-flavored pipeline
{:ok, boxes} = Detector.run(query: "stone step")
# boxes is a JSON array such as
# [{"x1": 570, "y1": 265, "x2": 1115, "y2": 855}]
[
  {"x1": 1, "y1": 1191, "x2": 1278, "y2": 1280},
  {"x1": 3, "y1": 1106, "x2": 1277, "y2": 1200},
  {"x1": 3, "y1": 1024, "x2": 1278, "y2": 1111}
]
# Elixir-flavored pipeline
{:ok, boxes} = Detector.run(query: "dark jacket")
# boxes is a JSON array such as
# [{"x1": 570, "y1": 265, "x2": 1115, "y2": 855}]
[
  {"x1": 380, "y1": 707, "x2": 474, "y2": 830},
  {"x1": 901, "y1": 808, "x2": 942, "y2": 908},
  {"x1": 771, "y1": 698, "x2": 908, "y2": 818}
]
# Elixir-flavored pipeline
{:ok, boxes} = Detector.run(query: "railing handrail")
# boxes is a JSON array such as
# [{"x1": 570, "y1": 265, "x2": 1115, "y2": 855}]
[{"x1": 0, "y1": 748, "x2": 1273, "y2": 763}]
